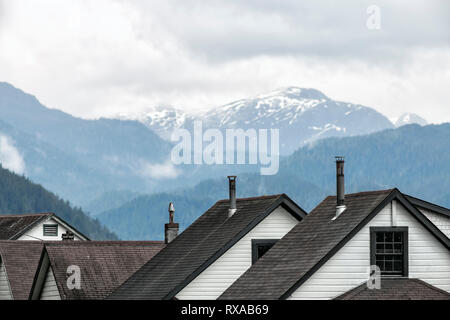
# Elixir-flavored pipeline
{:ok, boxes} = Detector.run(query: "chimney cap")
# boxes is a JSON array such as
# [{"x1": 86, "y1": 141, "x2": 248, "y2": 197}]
[
  {"x1": 168, "y1": 202, "x2": 175, "y2": 224},
  {"x1": 335, "y1": 156, "x2": 345, "y2": 162},
  {"x1": 228, "y1": 176, "x2": 237, "y2": 181}
]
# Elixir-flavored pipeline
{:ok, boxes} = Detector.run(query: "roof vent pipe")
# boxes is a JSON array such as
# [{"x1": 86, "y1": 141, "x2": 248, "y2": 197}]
[
  {"x1": 165, "y1": 202, "x2": 179, "y2": 244},
  {"x1": 228, "y1": 176, "x2": 237, "y2": 218},
  {"x1": 335, "y1": 156, "x2": 346, "y2": 219}
]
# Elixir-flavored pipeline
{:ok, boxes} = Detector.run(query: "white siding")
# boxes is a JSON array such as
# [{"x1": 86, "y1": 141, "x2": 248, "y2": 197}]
[
  {"x1": 176, "y1": 207, "x2": 299, "y2": 300},
  {"x1": 40, "y1": 267, "x2": 61, "y2": 300},
  {"x1": 289, "y1": 200, "x2": 450, "y2": 300},
  {"x1": 420, "y1": 209, "x2": 450, "y2": 238},
  {"x1": 18, "y1": 218, "x2": 83, "y2": 241},
  {"x1": 0, "y1": 260, "x2": 13, "y2": 300}
]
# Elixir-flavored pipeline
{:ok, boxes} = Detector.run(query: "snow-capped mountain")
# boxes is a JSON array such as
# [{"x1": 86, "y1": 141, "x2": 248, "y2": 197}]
[
  {"x1": 116, "y1": 105, "x2": 193, "y2": 140},
  {"x1": 117, "y1": 87, "x2": 395, "y2": 155},
  {"x1": 393, "y1": 113, "x2": 428, "y2": 127}
]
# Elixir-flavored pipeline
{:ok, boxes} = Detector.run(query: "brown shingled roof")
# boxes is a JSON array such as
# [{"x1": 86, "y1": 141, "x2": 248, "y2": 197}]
[
  {"x1": 0, "y1": 213, "x2": 53, "y2": 240},
  {"x1": 335, "y1": 278, "x2": 450, "y2": 300},
  {"x1": 0, "y1": 241, "x2": 44, "y2": 299},
  {"x1": 42, "y1": 241, "x2": 165, "y2": 300}
]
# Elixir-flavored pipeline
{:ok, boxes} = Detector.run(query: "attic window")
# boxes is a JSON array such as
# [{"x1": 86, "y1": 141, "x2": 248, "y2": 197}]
[
  {"x1": 43, "y1": 224, "x2": 58, "y2": 237},
  {"x1": 251, "y1": 239, "x2": 277, "y2": 264},
  {"x1": 370, "y1": 227, "x2": 408, "y2": 277}
]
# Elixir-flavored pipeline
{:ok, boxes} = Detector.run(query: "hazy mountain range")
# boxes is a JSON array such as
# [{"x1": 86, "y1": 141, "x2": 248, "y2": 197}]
[
  {"x1": 118, "y1": 87, "x2": 396, "y2": 155},
  {"x1": 97, "y1": 123, "x2": 450, "y2": 240},
  {"x1": 1, "y1": 82, "x2": 410, "y2": 208},
  {"x1": 0, "y1": 164, "x2": 117, "y2": 240},
  {"x1": 0, "y1": 82, "x2": 442, "y2": 241}
]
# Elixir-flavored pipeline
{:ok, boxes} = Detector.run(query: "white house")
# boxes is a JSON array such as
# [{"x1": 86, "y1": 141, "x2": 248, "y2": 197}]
[
  {"x1": 108, "y1": 176, "x2": 307, "y2": 300},
  {"x1": 220, "y1": 159, "x2": 450, "y2": 300},
  {"x1": 0, "y1": 213, "x2": 88, "y2": 241}
]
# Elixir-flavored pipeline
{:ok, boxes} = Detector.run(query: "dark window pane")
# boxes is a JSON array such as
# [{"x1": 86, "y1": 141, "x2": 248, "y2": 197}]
[
  {"x1": 376, "y1": 233, "x2": 384, "y2": 242},
  {"x1": 385, "y1": 260, "x2": 393, "y2": 271},
  {"x1": 376, "y1": 244, "x2": 384, "y2": 253},
  {"x1": 385, "y1": 232, "x2": 393, "y2": 242},
  {"x1": 394, "y1": 233, "x2": 402, "y2": 242},
  {"x1": 385, "y1": 244, "x2": 393, "y2": 253}
]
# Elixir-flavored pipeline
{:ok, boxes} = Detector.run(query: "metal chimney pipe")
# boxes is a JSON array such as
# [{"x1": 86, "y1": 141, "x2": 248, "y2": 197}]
[
  {"x1": 228, "y1": 176, "x2": 237, "y2": 217},
  {"x1": 335, "y1": 157, "x2": 346, "y2": 219}
]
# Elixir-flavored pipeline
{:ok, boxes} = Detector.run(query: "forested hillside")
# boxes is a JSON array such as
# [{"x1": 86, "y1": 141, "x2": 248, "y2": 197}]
[
  {"x1": 99, "y1": 123, "x2": 450, "y2": 240},
  {"x1": 0, "y1": 165, "x2": 118, "y2": 240}
]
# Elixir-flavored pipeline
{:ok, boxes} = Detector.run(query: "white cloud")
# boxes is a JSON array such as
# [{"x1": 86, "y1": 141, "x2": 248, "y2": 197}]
[
  {"x1": 0, "y1": 134, "x2": 26, "y2": 175},
  {"x1": 139, "y1": 160, "x2": 180, "y2": 179},
  {"x1": 0, "y1": 0, "x2": 449, "y2": 123}
]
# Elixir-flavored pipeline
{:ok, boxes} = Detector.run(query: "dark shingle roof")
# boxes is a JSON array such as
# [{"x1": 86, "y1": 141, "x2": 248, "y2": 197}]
[
  {"x1": 405, "y1": 194, "x2": 450, "y2": 218},
  {"x1": 220, "y1": 189, "x2": 450, "y2": 300},
  {"x1": 335, "y1": 278, "x2": 450, "y2": 300},
  {"x1": 108, "y1": 194, "x2": 306, "y2": 300},
  {"x1": 0, "y1": 241, "x2": 44, "y2": 299},
  {"x1": 44, "y1": 241, "x2": 165, "y2": 300},
  {"x1": 220, "y1": 190, "x2": 396, "y2": 300},
  {"x1": 0, "y1": 213, "x2": 53, "y2": 240}
]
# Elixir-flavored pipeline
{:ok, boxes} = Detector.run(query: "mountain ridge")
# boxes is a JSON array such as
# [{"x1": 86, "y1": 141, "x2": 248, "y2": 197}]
[
  {"x1": 0, "y1": 164, "x2": 118, "y2": 240},
  {"x1": 97, "y1": 123, "x2": 450, "y2": 240},
  {"x1": 117, "y1": 86, "x2": 395, "y2": 155}
]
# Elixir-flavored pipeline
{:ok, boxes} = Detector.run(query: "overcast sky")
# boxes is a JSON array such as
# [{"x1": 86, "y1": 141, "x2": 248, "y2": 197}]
[{"x1": 0, "y1": 0, "x2": 449, "y2": 123}]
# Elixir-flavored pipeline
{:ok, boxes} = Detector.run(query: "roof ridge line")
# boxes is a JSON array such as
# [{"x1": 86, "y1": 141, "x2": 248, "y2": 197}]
[{"x1": 0, "y1": 213, "x2": 54, "y2": 218}]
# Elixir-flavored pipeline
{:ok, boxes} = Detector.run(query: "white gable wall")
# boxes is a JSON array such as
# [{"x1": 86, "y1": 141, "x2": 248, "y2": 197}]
[
  {"x1": 18, "y1": 218, "x2": 83, "y2": 241},
  {"x1": 420, "y1": 209, "x2": 450, "y2": 238},
  {"x1": 288, "y1": 200, "x2": 450, "y2": 300},
  {"x1": 0, "y1": 260, "x2": 13, "y2": 300},
  {"x1": 176, "y1": 206, "x2": 299, "y2": 300},
  {"x1": 40, "y1": 266, "x2": 61, "y2": 300}
]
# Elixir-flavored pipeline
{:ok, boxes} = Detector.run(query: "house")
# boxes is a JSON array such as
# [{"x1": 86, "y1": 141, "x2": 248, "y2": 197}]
[
  {"x1": 0, "y1": 241, "x2": 44, "y2": 300},
  {"x1": 0, "y1": 240, "x2": 165, "y2": 300},
  {"x1": 0, "y1": 213, "x2": 89, "y2": 241},
  {"x1": 29, "y1": 241, "x2": 165, "y2": 300},
  {"x1": 220, "y1": 158, "x2": 450, "y2": 300},
  {"x1": 108, "y1": 176, "x2": 307, "y2": 300}
]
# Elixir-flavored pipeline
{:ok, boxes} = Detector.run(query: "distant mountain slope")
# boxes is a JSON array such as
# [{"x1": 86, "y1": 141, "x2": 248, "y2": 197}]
[
  {"x1": 98, "y1": 123, "x2": 450, "y2": 240},
  {"x1": 0, "y1": 165, "x2": 117, "y2": 240},
  {"x1": 121, "y1": 87, "x2": 395, "y2": 155},
  {"x1": 83, "y1": 190, "x2": 140, "y2": 216},
  {"x1": 0, "y1": 82, "x2": 174, "y2": 204},
  {"x1": 393, "y1": 113, "x2": 428, "y2": 127},
  {"x1": 98, "y1": 174, "x2": 325, "y2": 240}
]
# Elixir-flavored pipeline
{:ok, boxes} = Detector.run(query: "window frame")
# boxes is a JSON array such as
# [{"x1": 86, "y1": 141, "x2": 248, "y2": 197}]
[
  {"x1": 43, "y1": 224, "x2": 59, "y2": 237},
  {"x1": 370, "y1": 226, "x2": 409, "y2": 277},
  {"x1": 251, "y1": 239, "x2": 278, "y2": 264}
]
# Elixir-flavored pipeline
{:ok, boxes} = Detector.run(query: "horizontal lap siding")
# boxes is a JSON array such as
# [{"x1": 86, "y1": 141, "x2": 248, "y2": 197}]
[
  {"x1": 289, "y1": 201, "x2": 450, "y2": 300},
  {"x1": 176, "y1": 207, "x2": 299, "y2": 300},
  {"x1": 40, "y1": 267, "x2": 61, "y2": 300},
  {"x1": 420, "y1": 209, "x2": 450, "y2": 238},
  {"x1": 19, "y1": 218, "x2": 83, "y2": 241},
  {"x1": 0, "y1": 262, "x2": 13, "y2": 300}
]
